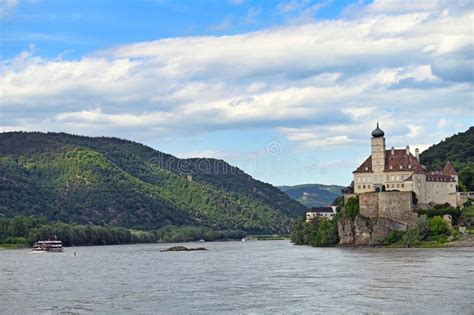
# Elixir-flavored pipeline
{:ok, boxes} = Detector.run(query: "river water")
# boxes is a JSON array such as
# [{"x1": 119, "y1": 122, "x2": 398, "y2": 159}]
[{"x1": 1, "y1": 240, "x2": 473, "y2": 314}]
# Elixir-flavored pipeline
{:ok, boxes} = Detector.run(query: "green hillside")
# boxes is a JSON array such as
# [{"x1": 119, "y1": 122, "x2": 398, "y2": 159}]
[
  {"x1": 420, "y1": 127, "x2": 474, "y2": 191},
  {"x1": 278, "y1": 184, "x2": 344, "y2": 207},
  {"x1": 0, "y1": 132, "x2": 306, "y2": 233}
]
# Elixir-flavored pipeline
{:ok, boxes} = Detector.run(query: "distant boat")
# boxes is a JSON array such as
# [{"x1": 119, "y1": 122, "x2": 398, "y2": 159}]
[
  {"x1": 32, "y1": 236, "x2": 64, "y2": 252},
  {"x1": 197, "y1": 239, "x2": 206, "y2": 243},
  {"x1": 241, "y1": 238, "x2": 246, "y2": 242}
]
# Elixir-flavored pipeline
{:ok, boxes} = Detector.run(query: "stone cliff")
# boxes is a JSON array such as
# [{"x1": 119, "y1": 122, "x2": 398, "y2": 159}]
[{"x1": 338, "y1": 191, "x2": 417, "y2": 245}]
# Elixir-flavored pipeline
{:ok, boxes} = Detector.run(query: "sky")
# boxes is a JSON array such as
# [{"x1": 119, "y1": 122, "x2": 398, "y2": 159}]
[{"x1": 1, "y1": 0, "x2": 473, "y2": 186}]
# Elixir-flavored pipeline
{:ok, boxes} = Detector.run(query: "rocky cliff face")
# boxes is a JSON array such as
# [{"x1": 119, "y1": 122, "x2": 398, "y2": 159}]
[
  {"x1": 339, "y1": 192, "x2": 417, "y2": 245},
  {"x1": 338, "y1": 216, "x2": 412, "y2": 245}
]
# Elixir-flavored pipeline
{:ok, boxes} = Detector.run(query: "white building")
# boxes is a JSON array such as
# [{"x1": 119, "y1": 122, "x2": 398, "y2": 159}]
[
  {"x1": 306, "y1": 206, "x2": 337, "y2": 221},
  {"x1": 353, "y1": 123, "x2": 458, "y2": 207}
]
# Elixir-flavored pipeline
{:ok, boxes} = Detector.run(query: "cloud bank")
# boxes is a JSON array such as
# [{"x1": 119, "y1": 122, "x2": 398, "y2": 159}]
[{"x1": 1, "y1": 0, "x2": 473, "y2": 150}]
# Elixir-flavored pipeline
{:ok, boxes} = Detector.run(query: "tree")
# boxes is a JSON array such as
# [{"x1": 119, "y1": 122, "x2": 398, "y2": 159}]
[{"x1": 428, "y1": 216, "x2": 450, "y2": 235}]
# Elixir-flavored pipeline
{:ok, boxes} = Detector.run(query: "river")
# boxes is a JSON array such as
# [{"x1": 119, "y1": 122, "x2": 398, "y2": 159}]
[{"x1": 1, "y1": 240, "x2": 473, "y2": 314}]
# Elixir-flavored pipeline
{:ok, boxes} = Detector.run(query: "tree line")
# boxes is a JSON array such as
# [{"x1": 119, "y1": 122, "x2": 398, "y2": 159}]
[{"x1": 0, "y1": 215, "x2": 246, "y2": 247}]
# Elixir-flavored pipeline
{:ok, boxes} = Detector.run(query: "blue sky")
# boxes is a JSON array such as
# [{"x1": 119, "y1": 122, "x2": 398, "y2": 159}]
[{"x1": 1, "y1": 0, "x2": 473, "y2": 186}]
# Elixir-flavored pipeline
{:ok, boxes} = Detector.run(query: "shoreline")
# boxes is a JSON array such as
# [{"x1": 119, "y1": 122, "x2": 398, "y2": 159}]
[{"x1": 3, "y1": 235, "x2": 474, "y2": 250}]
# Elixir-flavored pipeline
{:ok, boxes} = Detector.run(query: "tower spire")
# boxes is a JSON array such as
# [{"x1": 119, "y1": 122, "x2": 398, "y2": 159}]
[{"x1": 371, "y1": 121, "x2": 384, "y2": 138}]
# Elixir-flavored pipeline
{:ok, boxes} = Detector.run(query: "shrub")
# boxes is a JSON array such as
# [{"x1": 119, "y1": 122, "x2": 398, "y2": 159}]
[
  {"x1": 417, "y1": 208, "x2": 462, "y2": 225},
  {"x1": 290, "y1": 218, "x2": 306, "y2": 245},
  {"x1": 312, "y1": 219, "x2": 339, "y2": 247},
  {"x1": 401, "y1": 229, "x2": 421, "y2": 247},
  {"x1": 344, "y1": 196, "x2": 359, "y2": 220},
  {"x1": 428, "y1": 216, "x2": 450, "y2": 235},
  {"x1": 416, "y1": 215, "x2": 430, "y2": 240},
  {"x1": 426, "y1": 234, "x2": 448, "y2": 243},
  {"x1": 382, "y1": 230, "x2": 405, "y2": 245},
  {"x1": 2, "y1": 236, "x2": 27, "y2": 244}
]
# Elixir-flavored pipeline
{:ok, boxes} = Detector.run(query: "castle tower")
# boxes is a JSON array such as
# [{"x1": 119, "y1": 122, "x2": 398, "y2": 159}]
[{"x1": 371, "y1": 122, "x2": 385, "y2": 173}]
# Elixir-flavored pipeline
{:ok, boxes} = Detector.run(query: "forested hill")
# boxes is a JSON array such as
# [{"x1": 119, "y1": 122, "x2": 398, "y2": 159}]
[
  {"x1": 420, "y1": 126, "x2": 474, "y2": 191},
  {"x1": 0, "y1": 132, "x2": 306, "y2": 233},
  {"x1": 278, "y1": 184, "x2": 343, "y2": 207}
]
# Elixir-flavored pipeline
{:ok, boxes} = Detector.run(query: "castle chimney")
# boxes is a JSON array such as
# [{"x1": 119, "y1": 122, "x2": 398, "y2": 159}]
[
  {"x1": 391, "y1": 146, "x2": 395, "y2": 155},
  {"x1": 415, "y1": 148, "x2": 420, "y2": 161},
  {"x1": 406, "y1": 145, "x2": 410, "y2": 155}
]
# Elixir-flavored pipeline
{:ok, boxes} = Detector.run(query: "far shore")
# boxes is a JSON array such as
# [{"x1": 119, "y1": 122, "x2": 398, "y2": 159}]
[
  {"x1": 0, "y1": 235, "x2": 291, "y2": 250},
  {"x1": 2, "y1": 234, "x2": 473, "y2": 250}
]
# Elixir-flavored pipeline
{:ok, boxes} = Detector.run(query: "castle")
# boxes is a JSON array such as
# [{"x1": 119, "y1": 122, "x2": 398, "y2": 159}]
[{"x1": 353, "y1": 123, "x2": 459, "y2": 207}]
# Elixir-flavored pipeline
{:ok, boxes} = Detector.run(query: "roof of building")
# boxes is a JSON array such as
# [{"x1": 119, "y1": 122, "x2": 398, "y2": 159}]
[
  {"x1": 426, "y1": 173, "x2": 456, "y2": 182},
  {"x1": 371, "y1": 122, "x2": 385, "y2": 138},
  {"x1": 442, "y1": 161, "x2": 458, "y2": 176},
  {"x1": 307, "y1": 207, "x2": 334, "y2": 213},
  {"x1": 353, "y1": 149, "x2": 426, "y2": 174}
]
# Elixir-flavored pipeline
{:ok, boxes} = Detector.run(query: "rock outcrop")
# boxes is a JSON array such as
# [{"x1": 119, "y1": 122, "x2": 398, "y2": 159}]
[
  {"x1": 339, "y1": 191, "x2": 417, "y2": 245},
  {"x1": 160, "y1": 246, "x2": 207, "y2": 252}
]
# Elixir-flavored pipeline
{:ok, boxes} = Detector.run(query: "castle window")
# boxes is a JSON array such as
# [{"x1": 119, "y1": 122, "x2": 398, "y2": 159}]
[
  {"x1": 363, "y1": 185, "x2": 366, "y2": 189},
  {"x1": 358, "y1": 185, "x2": 361, "y2": 189},
  {"x1": 387, "y1": 184, "x2": 390, "y2": 188},
  {"x1": 399, "y1": 165, "x2": 403, "y2": 169},
  {"x1": 401, "y1": 184, "x2": 404, "y2": 188},
  {"x1": 389, "y1": 166, "x2": 393, "y2": 170},
  {"x1": 408, "y1": 165, "x2": 412, "y2": 169},
  {"x1": 396, "y1": 184, "x2": 400, "y2": 188}
]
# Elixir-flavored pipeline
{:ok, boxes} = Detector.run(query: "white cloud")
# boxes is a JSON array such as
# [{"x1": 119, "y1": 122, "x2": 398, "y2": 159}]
[
  {"x1": 407, "y1": 125, "x2": 424, "y2": 138},
  {"x1": 0, "y1": 0, "x2": 19, "y2": 17},
  {"x1": 437, "y1": 118, "x2": 448, "y2": 128},
  {"x1": 1, "y1": 1, "x2": 473, "y2": 150},
  {"x1": 209, "y1": 18, "x2": 231, "y2": 31}
]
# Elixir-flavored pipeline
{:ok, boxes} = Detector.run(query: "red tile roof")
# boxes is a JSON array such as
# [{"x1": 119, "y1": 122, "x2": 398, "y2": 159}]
[
  {"x1": 353, "y1": 156, "x2": 373, "y2": 173},
  {"x1": 426, "y1": 174, "x2": 456, "y2": 182},
  {"x1": 353, "y1": 149, "x2": 426, "y2": 174},
  {"x1": 442, "y1": 161, "x2": 458, "y2": 176}
]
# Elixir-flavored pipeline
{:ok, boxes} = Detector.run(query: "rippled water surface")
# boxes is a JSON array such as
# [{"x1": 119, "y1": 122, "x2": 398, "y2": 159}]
[{"x1": 1, "y1": 240, "x2": 473, "y2": 314}]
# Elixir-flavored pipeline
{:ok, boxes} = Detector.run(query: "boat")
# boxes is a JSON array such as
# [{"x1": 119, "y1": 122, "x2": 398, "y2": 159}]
[
  {"x1": 241, "y1": 238, "x2": 246, "y2": 242},
  {"x1": 32, "y1": 236, "x2": 64, "y2": 252}
]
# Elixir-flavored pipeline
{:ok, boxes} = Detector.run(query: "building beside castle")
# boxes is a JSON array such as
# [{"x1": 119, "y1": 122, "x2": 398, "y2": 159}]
[
  {"x1": 353, "y1": 123, "x2": 458, "y2": 207},
  {"x1": 305, "y1": 206, "x2": 337, "y2": 221}
]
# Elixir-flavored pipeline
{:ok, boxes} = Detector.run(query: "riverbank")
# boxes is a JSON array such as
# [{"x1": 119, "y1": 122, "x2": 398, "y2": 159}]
[{"x1": 0, "y1": 244, "x2": 27, "y2": 250}]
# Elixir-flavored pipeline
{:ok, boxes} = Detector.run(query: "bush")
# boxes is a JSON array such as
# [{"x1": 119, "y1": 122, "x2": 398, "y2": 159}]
[
  {"x1": 417, "y1": 208, "x2": 462, "y2": 225},
  {"x1": 290, "y1": 218, "x2": 306, "y2": 245},
  {"x1": 382, "y1": 230, "x2": 405, "y2": 245},
  {"x1": 2, "y1": 236, "x2": 27, "y2": 244},
  {"x1": 428, "y1": 216, "x2": 450, "y2": 236},
  {"x1": 344, "y1": 196, "x2": 359, "y2": 220},
  {"x1": 291, "y1": 216, "x2": 339, "y2": 247},
  {"x1": 401, "y1": 229, "x2": 421, "y2": 247},
  {"x1": 426, "y1": 234, "x2": 448, "y2": 243},
  {"x1": 312, "y1": 219, "x2": 339, "y2": 247},
  {"x1": 416, "y1": 215, "x2": 430, "y2": 240}
]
